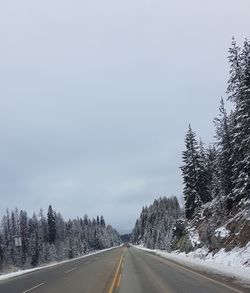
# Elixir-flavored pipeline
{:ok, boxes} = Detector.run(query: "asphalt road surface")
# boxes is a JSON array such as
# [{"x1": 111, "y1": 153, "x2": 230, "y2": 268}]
[
  {"x1": 119, "y1": 247, "x2": 249, "y2": 293},
  {"x1": 0, "y1": 246, "x2": 249, "y2": 293}
]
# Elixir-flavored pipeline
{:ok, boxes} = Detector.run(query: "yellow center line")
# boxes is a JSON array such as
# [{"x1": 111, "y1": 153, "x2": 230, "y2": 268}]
[
  {"x1": 108, "y1": 250, "x2": 125, "y2": 293},
  {"x1": 116, "y1": 269, "x2": 123, "y2": 289}
]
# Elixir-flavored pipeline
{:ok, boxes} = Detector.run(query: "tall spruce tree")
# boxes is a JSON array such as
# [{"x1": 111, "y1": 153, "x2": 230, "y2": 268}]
[
  {"x1": 29, "y1": 214, "x2": 40, "y2": 267},
  {"x1": 214, "y1": 98, "x2": 234, "y2": 208},
  {"x1": 181, "y1": 125, "x2": 202, "y2": 219},
  {"x1": 19, "y1": 210, "x2": 29, "y2": 267},
  {"x1": 206, "y1": 145, "x2": 220, "y2": 200},
  {"x1": 227, "y1": 38, "x2": 250, "y2": 203},
  {"x1": 197, "y1": 140, "x2": 211, "y2": 203},
  {"x1": 47, "y1": 205, "x2": 56, "y2": 244}
]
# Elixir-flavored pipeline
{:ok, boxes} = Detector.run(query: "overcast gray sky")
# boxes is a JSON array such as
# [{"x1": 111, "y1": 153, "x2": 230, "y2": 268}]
[{"x1": 0, "y1": 0, "x2": 249, "y2": 232}]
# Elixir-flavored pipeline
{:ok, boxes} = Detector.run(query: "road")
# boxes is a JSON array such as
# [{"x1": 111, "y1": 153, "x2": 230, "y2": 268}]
[
  {"x1": 0, "y1": 246, "x2": 248, "y2": 293},
  {"x1": 119, "y1": 247, "x2": 249, "y2": 293}
]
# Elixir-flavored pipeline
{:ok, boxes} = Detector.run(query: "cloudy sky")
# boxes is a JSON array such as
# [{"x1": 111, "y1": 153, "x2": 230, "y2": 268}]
[{"x1": 0, "y1": 0, "x2": 249, "y2": 232}]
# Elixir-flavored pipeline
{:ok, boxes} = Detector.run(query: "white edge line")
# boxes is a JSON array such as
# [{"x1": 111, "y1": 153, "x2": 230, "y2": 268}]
[
  {"x1": 22, "y1": 282, "x2": 44, "y2": 293},
  {"x1": 0, "y1": 246, "x2": 121, "y2": 281},
  {"x1": 137, "y1": 247, "x2": 244, "y2": 293},
  {"x1": 65, "y1": 267, "x2": 77, "y2": 274},
  {"x1": 167, "y1": 258, "x2": 244, "y2": 293}
]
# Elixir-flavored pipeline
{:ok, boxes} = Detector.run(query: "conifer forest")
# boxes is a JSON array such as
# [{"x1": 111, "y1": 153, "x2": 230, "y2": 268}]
[{"x1": 131, "y1": 39, "x2": 250, "y2": 252}]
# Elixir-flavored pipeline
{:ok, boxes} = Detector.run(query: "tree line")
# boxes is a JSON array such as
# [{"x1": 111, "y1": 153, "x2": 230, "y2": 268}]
[
  {"x1": 131, "y1": 196, "x2": 181, "y2": 249},
  {"x1": 131, "y1": 38, "x2": 250, "y2": 250},
  {"x1": 182, "y1": 38, "x2": 250, "y2": 220},
  {"x1": 0, "y1": 205, "x2": 121, "y2": 273}
]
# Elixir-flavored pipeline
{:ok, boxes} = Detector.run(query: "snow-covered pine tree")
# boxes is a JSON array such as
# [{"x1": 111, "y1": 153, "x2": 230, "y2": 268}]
[
  {"x1": 1, "y1": 210, "x2": 12, "y2": 268},
  {"x1": 227, "y1": 38, "x2": 250, "y2": 203},
  {"x1": 131, "y1": 196, "x2": 181, "y2": 250},
  {"x1": 47, "y1": 205, "x2": 56, "y2": 244},
  {"x1": 206, "y1": 145, "x2": 220, "y2": 200},
  {"x1": 28, "y1": 213, "x2": 40, "y2": 267},
  {"x1": 214, "y1": 98, "x2": 234, "y2": 208},
  {"x1": 19, "y1": 210, "x2": 29, "y2": 267},
  {"x1": 0, "y1": 207, "x2": 121, "y2": 274},
  {"x1": 130, "y1": 219, "x2": 139, "y2": 244},
  {"x1": 181, "y1": 125, "x2": 202, "y2": 219},
  {"x1": 100, "y1": 215, "x2": 105, "y2": 227},
  {"x1": 139, "y1": 206, "x2": 148, "y2": 242},
  {"x1": 197, "y1": 139, "x2": 212, "y2": 203},
  {"x1": 0, "y1": 233, "x2": 3, "y2": 272}
]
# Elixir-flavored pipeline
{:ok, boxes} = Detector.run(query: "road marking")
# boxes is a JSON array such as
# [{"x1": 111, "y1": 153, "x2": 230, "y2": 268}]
[
  {"x1": 85, "y1": 261, "x2": 90, "y2": 264},
  {"x1": 116, "y1": 268, "x2": 123, "y2": 289},
  {"x1": 152, "y1": 254, "x2": 244, "y2": 293},
  {"x1": 65, "y1": 267, "x2": 77, "y2": 274},
  {"x1": 22, "y1": 283, "x2": 45, "y2": 293},
  {"x1": 108, "y1": 254, "x2": 124, "y2": 293}
]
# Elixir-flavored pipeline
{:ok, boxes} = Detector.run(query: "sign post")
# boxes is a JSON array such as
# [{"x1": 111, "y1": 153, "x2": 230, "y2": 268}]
[{"x1": 14, "y1": 236, "x2": 22, "y2": 247}]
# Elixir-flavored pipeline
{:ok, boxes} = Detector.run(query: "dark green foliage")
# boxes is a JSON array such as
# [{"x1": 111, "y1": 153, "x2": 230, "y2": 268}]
[{"x1": 47, "y1": 205, "x2": 56, "y2": 244}]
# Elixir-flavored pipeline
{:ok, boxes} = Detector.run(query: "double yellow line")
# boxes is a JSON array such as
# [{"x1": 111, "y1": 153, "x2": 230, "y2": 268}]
[{"x1": 108, "y1": 253, "x2": 125, "y2": 293}]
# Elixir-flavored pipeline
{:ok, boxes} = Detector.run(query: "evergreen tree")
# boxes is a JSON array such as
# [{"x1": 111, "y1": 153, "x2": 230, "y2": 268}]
[
  {"x1": 131, "y1": 196, "x2": 181, "y2": 250},
  {"x1": 19, "y1": 210, "x2": 29, "y2": 267},
  {"x1": 96, "y1": 216, "x2": 100, "y2": 226},
  {"x1": 0, "y1": 207, "x2": 121, "y2": 273},
  {"x1": 214, "y1": 98, "x2": 234, "y2": 207},
  {"x1": 206, "y1": 145, "x2": 220, "y2": 200},
  {"x1": 47, "y1": 205, "x2": 56, "y2": 244},
  {"x1": 181, "y1": 125, "x2": 202, "y2": 219},
  {"x1": 227, "y1": 38, "x2": 250, "y2": 203},
  {"x1": 197, "y1": 140, "x2": 211, "y2": 203},
  {"x1": 100, "y1": 215, "x2": 105, "y2": 227},
  {"x1": 28, "y1": 214, "x2": 40, "y2": 267}
]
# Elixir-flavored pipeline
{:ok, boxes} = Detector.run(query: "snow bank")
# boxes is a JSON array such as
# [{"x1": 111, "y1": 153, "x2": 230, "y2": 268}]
[
  {"x1": 188, "y1": 227, "x2": 201, "y2": 246},
  {"x1": 214, "y1": 226, "x2": 230, "y2": 238},
  {"x1": 0, "y1": 268, "x2": 42, "y2": 281},
  {"x1": 0, "y1": 246, "x2": 120, "y2": 281},
  {"x1": 135, "y1": 243, "x2": 250, "y2": 286}
]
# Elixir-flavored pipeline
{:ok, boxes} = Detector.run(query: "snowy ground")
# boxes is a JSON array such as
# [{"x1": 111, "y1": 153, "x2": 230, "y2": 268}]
[
  {"x1": 0, "y1": 245, "x2": 121, "y2": 281},
  {"x1": 135, "y1": 243, "x2": 250, "y2": 288}
]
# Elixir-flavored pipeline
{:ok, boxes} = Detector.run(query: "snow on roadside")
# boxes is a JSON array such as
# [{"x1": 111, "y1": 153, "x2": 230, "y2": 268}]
[
  {"x1": 0, "y1": 245, "x2": 121, "y2": 281},
  {"x1": 214, "y1": 226, "x2": 230, "y2": 238},
  {"x1": 134, "y1": 243, "x2": 250, "y2": 286},
  {"x1": 188, "y1": 227, "x2": 201, "y2": 247}
]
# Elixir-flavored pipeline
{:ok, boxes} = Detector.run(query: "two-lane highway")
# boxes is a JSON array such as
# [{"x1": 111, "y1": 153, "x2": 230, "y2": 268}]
[
  {"x1": 0, "y1": 246, "x2": 249, "y2": 293},
  {"x1": 0, "y1": 247, "x2": 124, "y2": 293}
]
